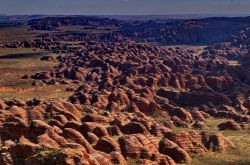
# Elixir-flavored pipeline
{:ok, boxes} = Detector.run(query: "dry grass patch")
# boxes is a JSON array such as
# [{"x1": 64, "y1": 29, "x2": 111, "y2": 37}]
[
  {"x1": 0, "y1": 26, "x2": 36, "y2": 42},
  {"x1": 0, "y1": 48, "x2": 75, "y2": 101},
  {"x1": 191, "y1": 129, "x2": 250, "y2": 165},
  {"x1": 171, "y1": 117, "x2": 250, "y2": 165},
  {"x1": 0, "y1": 48, "x2": 40, "y2": 56}
]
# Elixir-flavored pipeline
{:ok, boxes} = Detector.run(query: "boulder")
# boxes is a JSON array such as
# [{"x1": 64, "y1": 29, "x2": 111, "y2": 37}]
[
  {"x1": 94, "y1": 137, "x2": 120, "y2": 153},
  {"x1": 159, "y1": 138, "x2": 192, "y2": 163},
  {"x1": 218, "y1": 121, "x2": 242, "y2": 131},
  {"x1": 121, "y1": 122, "x2": 149, "y2": 135}
]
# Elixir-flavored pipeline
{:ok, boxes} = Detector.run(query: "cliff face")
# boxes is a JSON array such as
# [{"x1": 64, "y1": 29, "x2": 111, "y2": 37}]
[
  {"x1": 28, "y1": 16, "x2": 123, "y2": 31},
  {"x1": 28, "y1": 16, "x2": 250, "y2": 45},
  {"x1": 120, "y1": 17, "x2": 250, "y2": 45}
]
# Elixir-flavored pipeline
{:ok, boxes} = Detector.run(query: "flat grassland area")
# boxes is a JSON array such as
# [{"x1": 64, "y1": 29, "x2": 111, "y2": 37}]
[
  {"x1": 0, "y1": 26, "x2": 36, "y2": 42},
  {"x1": 153, "y1": 115, "x2": 250, "y2": 165},
  {"x1": 0, "y1": 48, "x2": 74, "y2": 101},
  {"x1": 192, "y1": 118, "x2": 250, "y2": 165}
]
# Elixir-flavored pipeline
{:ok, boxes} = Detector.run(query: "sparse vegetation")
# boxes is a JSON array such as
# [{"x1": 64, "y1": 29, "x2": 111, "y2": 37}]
[
  {"x1": 191, "y1": 129, "x2": 250, "y2": 165},
  {"x1": 172, "y1": 118, "x2": 250, "y2": 165},
  {"x1": 0, "y1": 48, "x2": 75, "y2": 100},
  {"x1": 39, "y1": 148, "x2": 60, "y2": 157},
  {"x1": 0, "y1": 26, "x2": 35, "y2": 42}
]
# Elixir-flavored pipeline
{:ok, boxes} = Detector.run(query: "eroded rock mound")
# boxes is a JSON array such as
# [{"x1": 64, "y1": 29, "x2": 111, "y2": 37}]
[{"x1": 2, "y1": 16, "x2": 250, "y2": 165}]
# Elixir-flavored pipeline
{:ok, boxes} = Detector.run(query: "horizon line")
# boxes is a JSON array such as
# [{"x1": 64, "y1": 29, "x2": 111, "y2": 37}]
[{"x1": 1, "y1": 13, "x2": 250, "y2": 16}]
